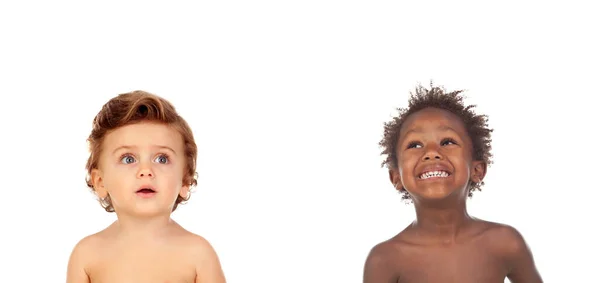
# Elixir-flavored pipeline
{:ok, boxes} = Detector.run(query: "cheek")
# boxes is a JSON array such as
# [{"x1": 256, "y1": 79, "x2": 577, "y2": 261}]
[
  {"x1": 397, "y1": 154, "x2": 418, "y2": 181},
  {"x1": 103, "y1": 170, "x2": 131, "y2": 190},
  {"x1": 448, "y1": 155, "x2": 471, "y2": 180},
  {"x1": 398, "y1": 151, "x2": 417, "y2": 168},
  {"x1": 100, "y1": 162, "x2": 135, "y2": 185},
  {"x1": 176, "y1": 162, "x2": 188, "y2": 182},
  {"x1": 453, "y1": 151, "x2": 471, "y2": 170},
  {"x1": 159, "y1": 165, "x2": 186, "y2": 186}
]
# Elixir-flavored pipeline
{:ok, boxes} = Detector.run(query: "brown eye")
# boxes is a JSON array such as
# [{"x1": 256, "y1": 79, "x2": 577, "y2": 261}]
[
  {"x1": 441, "y1": 138, "x2": 457, "y2": 146},
  {"x1": 407, "y1": 141, "x2": 422, "y2": 149}
]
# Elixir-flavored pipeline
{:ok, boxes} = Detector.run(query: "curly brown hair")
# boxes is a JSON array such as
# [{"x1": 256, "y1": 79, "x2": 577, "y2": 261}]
[
  {"x1": 379, "y1": 83, "x2": 493, "y2": 200},
  {"x1": 85, "y1": 90, "x2": 198, "y2": 212}
]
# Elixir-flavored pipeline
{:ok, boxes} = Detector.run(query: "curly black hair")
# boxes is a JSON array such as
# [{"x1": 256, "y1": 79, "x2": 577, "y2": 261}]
[{"x1": 379, "y1": 83, "x2": 493, "y2": 200}]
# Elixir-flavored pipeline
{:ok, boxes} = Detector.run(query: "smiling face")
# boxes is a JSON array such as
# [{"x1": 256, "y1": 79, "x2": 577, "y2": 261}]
[
  {"x1": 390, "y1": 107, "x2": 486, "y2": 201},
  {"x1": 91, "y1": 121, "x2": 189, "y2": 216}
]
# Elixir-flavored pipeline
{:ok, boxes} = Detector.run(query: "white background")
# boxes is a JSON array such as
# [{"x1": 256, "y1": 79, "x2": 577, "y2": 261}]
[{"x1": 1, "y1": 1, "x2": 598, "y2": 282}]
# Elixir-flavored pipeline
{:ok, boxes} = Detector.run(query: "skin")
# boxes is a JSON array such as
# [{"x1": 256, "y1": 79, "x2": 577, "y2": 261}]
[
  {"x1": 363, "y1": 107, "x2": 542, "y2": 283},
  {"x1": 66, "y1": 121, "x2": 226, "y2": 283}
]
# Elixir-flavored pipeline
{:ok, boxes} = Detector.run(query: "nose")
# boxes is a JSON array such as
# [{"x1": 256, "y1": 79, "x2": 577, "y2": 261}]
[
  {"x1": 422, "y1": 144, "x2": 443, "y2": 161},
  {"x1": 137, "y1": 163, "x2": 154, "y2": 179}
]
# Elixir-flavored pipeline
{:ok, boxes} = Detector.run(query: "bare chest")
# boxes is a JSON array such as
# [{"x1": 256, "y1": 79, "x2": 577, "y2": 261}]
[
  {"x1": 87, "y1": 246, "x2": 196, "y2": 283},
  {"x1": 395, "y1": 244, "x2": 507, "y2": 283}
]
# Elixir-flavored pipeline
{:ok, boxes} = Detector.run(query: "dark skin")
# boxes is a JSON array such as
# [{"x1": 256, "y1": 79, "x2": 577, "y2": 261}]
[{"x1": 364, "y1": 107, "x2": 542, "y2": 283}]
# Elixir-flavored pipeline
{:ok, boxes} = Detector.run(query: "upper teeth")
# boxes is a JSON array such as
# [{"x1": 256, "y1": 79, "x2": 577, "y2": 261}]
[{"x1": 420, "y1": 171, "x2": 449, "y2": 179}]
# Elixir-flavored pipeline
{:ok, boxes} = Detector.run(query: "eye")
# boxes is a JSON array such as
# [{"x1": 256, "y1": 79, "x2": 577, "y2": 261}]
[
  {"x1": 120, "y1": 154, "x2": 136, "y2": 164},
  {"x1": 407, "y1": 141, "x2": 422, "y2": 149},
  {"x1": 154, "y1": 154, "x2": 169, "y2": 164},
  {"x1": 441, "y1": 138, "x2": 457, "y2": 146}
]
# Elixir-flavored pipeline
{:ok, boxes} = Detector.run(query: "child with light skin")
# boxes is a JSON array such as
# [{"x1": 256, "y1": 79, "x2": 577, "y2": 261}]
[
  {"x1": 67, "y1": 91, "x2": 226, "y2": 283},
  {"x1": 363, "y1": 84, "x2": 542, "y2": 283}
]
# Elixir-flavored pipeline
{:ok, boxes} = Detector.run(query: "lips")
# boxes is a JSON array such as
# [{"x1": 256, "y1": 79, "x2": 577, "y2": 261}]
[{"x1": 136, "y1": 185, "x2": 156, "y2": 194}]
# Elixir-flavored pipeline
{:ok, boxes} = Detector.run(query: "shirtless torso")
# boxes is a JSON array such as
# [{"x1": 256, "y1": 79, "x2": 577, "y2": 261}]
[
  {"x1": 67, "y1": 221, "x2": 225, "y2": 283},
  {"x1": 364, "y1": 220, "x2": 542, "y2": 283}
]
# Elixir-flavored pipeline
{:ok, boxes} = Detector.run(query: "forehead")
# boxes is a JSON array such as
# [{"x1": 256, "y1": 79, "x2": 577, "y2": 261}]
[
  {"x1": 102, "y1": 122, "x2": 184, "y2": 151},
  {"x1": 399, "y1": 107, "x2": 469, "y2": 137}
]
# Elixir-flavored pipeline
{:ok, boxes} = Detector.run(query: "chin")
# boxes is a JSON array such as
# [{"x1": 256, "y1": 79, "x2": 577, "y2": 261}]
[
  {"x1": 413, "y1": 192, "x2": 453, "y2": 201},
  {"x1": 406, "y1": 185, "x2": 458, "y2": 200},
  {"x1": 124, "y1": 203, "x2": 173, "y2": 217}
]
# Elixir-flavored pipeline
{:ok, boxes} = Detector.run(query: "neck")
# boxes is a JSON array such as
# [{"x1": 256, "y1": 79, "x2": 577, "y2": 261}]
[
  {"x1": 111, "y1": 211, "x2": 177, "y2": 240},
  {"x1": 411, "y1": 198, "x2": 473, "y2": 242}
]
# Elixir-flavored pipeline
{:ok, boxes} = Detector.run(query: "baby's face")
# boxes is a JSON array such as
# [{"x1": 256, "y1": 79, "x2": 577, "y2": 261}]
[
  {"x1": 92, "y1": 121, "x2": 188, "y2": 216},
  {"x1": 392, "y1": 107, "x2": 484, "y2": 201}
]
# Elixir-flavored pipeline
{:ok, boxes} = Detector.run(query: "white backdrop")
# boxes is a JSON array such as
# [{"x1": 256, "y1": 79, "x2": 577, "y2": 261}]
[{"x1": 1, "y1": 1, "x2": 598, "y2": 282}]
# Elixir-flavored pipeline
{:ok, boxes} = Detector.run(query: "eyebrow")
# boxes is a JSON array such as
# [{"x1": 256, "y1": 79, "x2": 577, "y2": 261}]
[{"x1": 112, "y1": 145, "x2": 177, "y2": 155}]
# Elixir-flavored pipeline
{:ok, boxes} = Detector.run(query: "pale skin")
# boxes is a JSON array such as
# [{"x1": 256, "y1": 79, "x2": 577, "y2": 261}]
[
  {"x1": 363, "y1": 108, "x2": 542, "y2": 283},
  {"x1": 67, "y1": 122, "x2": 226, "y2": 283}
]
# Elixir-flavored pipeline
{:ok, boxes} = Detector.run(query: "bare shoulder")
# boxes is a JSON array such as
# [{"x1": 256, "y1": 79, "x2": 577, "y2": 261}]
[
  {"x1": 366, "y1": 239, "x2": 405, "y2": 264},
  {"x1": 178, "y1": 231, "x2": 226, "y2": 283},
  {"x1": 481, "y1": 222, "x2": 530, "y2": 255},
  {"x1": 363, "y1": 234, "x2": 409, "y2": 283},
  {"x1": 481, "y1": 221, "x2": 543, "y2": 283},
  {"x1": 181, "y1": 232, "x2": 220, "y2": 259},
  {"x1": 66, "y1": 233, "x2": 104, "y2": 283}
]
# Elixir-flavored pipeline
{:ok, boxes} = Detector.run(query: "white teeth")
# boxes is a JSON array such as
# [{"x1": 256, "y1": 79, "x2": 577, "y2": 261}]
[{"x1": 419, "y1": 170, "x2": 450, "y2": 179}]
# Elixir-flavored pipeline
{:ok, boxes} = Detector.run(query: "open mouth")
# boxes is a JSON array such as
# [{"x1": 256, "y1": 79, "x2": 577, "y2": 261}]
[
  {"x1": 419, "y1": 170, "x2": 450, "y2": 180},
  {"x1": 136, "y1": 188, "x2": 156, "y2": 194}
]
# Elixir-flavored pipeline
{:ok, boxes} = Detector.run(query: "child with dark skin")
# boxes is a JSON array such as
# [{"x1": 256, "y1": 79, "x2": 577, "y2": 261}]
[{"x1": 363, "y1": 85, "x2": 543, "y2": 283}]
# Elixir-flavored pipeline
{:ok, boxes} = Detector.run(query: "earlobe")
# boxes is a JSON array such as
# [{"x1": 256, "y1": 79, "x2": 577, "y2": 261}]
[
  {"x1": 180, "y1": 173, "x2": 197, "y2": 201},
  {"x1": 91, "y1": 169, "x2": 108, "y2": 198},
  {"x1": 471, "y1": 161, "x2": 487, "y2": 183},
  {"x1": 389, "y1": 169, "x2": 402, "y2": 191},
  {"x1": 180, "y1": 185, "x2": 190, "y2": 201}
]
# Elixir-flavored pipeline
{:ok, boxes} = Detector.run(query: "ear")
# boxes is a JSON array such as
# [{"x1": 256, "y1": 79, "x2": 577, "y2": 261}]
[
  {"x1": 180, "y1": 172, "x2": 197, "y2": 200},
  {"x1": 179, "y1": 184, "x2": 190, "y2": 200},
  {"x1": 471, "y1": 161, "x2": 487, "y2": 183},
  {"x1": 91, "y1": 169, "x2": 108, "y2": 198},
  {"x1": 389, "y1": 169, "x2": 402, "y2": 191}
]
